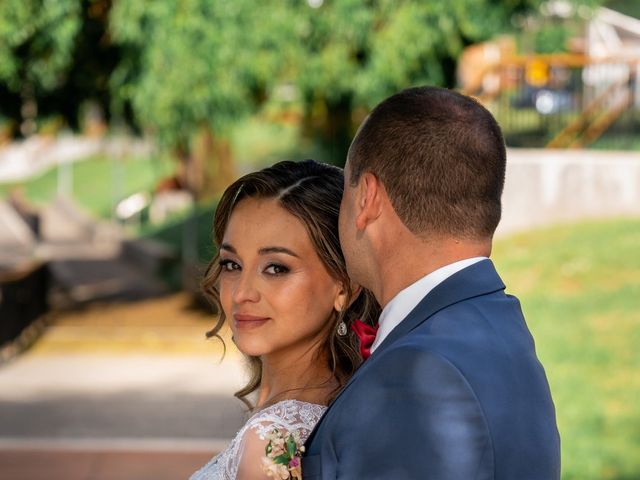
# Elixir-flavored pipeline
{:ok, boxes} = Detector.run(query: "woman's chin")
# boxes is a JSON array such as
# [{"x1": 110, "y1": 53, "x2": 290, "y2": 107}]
[{"x1": 233, "y1": 339, "x2": 267, "y2": 358}]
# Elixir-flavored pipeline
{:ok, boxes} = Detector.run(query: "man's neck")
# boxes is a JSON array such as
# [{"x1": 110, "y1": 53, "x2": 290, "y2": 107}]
[{"x1": 374, "y1": 236, "x2": 491, "y2": 307}]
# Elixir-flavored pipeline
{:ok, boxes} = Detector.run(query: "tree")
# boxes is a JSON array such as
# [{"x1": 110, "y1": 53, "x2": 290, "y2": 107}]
[
  {"x1": 109, "y1": 0, "x2": 296, "y2": 197},
  {"x1": 286, "y1": 0, "x2": 543, "y2": 164},
  {"x1": 0, "y1": 0, "x2": 81, "y2": 135},
  {"x1": 109, "y1": 0, "x2": 544, "y2": 187}
]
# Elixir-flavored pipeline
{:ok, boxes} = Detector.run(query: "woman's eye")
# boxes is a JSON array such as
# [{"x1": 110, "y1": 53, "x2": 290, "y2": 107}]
[
  {"x1": 219, "y1": 259, "x2": 240, "y2": 272},
  {"x1": 264, "y1": 263, "x2": 289, "y2": 275}
]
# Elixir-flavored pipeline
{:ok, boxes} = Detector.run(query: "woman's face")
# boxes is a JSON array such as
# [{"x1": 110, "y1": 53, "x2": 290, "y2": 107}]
[{"x1": 219, "y1": 197, "x2": 346, "y2": 360}]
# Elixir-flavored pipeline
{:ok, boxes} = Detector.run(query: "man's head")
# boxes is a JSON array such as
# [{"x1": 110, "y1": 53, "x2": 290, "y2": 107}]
[
  {"x1": 339, "y1": 86, "x2": 506, "y2": 296},
  {"x1": 347, "y1": 86, "x2": 505, "y2": 239}
]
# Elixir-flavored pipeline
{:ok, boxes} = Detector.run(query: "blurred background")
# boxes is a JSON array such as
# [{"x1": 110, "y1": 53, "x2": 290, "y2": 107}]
[{"x1": 0, "y1": 0, "x2": 638, "y2": 479}]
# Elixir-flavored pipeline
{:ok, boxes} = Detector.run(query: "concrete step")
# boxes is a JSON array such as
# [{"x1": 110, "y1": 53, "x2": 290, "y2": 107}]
[{"x1": 49, "y1": 258, "x2": 169, "y2": 305}]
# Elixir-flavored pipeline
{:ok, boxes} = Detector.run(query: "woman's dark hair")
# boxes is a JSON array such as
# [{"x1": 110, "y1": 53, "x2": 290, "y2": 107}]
[{"x1": 202, "y1": 159, "x2": 379, "y2": 409}]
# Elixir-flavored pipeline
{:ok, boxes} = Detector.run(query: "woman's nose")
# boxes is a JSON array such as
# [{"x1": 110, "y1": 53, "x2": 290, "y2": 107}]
[{"x1": 232, "y1": 272, "x2": 260, "y2": 304}]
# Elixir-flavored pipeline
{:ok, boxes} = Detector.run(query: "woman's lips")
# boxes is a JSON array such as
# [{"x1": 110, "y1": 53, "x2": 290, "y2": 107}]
[{"x1": 233, "y1": 313, "x2": 270, "y2": 329}]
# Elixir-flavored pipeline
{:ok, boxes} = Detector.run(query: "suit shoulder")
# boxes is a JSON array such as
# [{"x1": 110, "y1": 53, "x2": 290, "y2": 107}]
[{"x1": 371, "y1": 343, "x2": 479, "y2": 398}]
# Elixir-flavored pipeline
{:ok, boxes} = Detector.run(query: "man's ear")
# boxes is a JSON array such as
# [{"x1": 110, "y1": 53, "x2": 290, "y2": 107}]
[{"x1": 355, "y1": 172, "x2": 382, "y2": 231}]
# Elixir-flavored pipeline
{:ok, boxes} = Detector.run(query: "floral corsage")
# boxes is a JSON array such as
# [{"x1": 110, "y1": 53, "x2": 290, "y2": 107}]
[{"x1": 261, "y1": 428, "x2": 304, "y2": 480}]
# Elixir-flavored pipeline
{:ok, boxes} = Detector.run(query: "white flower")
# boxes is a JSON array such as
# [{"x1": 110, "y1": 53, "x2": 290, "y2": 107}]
[
  {"x1": 261, "y1": 457, "x2": 290, "y2": 479},
  {"x1": 269, "y1": 435, "x2": 286, "y2": 457}
]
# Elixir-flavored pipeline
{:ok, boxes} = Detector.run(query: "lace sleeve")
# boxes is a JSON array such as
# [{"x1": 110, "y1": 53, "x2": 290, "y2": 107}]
[
  {"x1": 189, "y1": 400, "x2": 326, "y2": 480},
  {"x1": 247, "y1": 400, "x2": 326, "y2": 441},
  {"x1": 235, "y1": 428, "x2": 272, "y2": 480},
  {"x1": 235, "y1": 400, "x2": 326, "y2": 479}
]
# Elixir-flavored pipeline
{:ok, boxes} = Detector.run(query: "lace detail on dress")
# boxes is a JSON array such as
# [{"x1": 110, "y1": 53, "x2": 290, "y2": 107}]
[{"x1": 189, "y1": 400, "x2": 326, "y2": 480}]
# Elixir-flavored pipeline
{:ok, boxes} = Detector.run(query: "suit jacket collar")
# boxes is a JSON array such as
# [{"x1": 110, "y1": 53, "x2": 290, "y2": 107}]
[
  {"x1": 338, "y1": 259, "x2": 505, "y2": 401},
  {"x1": 372, "y1": 258, "x2": 505, "y2": 357}
]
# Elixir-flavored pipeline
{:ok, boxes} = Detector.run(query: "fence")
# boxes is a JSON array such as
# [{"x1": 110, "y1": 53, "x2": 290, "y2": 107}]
[{"x1": 466, "y1": 55, "x2": 640, "y2": 149}]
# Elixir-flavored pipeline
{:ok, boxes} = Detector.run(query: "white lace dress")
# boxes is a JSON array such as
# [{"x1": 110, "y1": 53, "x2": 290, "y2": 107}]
[{"x1": 190, "y1": 399, "x2": 326, "y2": 480}]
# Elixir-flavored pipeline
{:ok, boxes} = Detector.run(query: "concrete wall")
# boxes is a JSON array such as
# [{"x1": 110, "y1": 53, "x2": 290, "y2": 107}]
[{"x1": 496, "y1": 149, "x2": 640, "y2": 237}]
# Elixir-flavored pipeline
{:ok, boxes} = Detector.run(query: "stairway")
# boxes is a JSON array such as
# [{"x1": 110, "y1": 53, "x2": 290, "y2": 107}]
[
  {"x1": 3, "y1": 195, "x2": 176, "y2": 307},
  {"x1": 546, "y1": 72, "x2": 635, "y2": 148}
]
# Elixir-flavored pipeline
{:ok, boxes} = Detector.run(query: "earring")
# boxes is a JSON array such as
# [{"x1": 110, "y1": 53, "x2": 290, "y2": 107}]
[{"x1": 337, "y1": 321, "x2": 347, "y2": 336}]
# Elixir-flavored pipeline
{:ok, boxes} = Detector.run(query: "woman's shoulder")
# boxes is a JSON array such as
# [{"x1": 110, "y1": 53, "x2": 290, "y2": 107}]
[
  {"x1": 189, "y1": 401, "x2": 326, "y2": 480},
  {"x1": 246, "y1": 399, "x2": 327, "y2": 438}
]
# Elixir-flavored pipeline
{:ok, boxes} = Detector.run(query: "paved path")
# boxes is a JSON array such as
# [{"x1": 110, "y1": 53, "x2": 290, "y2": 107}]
[
  {"x1": 0, "y1": 354, "x2": 247, "y2": 480},
  {"x1": 0, "y1": 355, "x2": 247, "y2": 438},
  {"x1": 0, "y1": 295, "x2": 248, "y2": 479}
]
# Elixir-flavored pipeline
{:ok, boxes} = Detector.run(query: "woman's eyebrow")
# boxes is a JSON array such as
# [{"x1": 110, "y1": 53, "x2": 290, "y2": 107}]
[
  {"x1": 220, "y1": 243, "x2": 236, "y2": 253},
  {"x1": 220, "y1": 243, "x2": 299, "y2": 258},
  {"x1": 258, "y1": 246, "x2": 299, "y2": 258}
]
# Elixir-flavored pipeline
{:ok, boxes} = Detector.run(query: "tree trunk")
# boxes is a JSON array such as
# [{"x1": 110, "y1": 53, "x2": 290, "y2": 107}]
[
  {"x1": 301, "y1": 93, "x2": 354, "y2": 167},
  {"x1": 193, "y1": 125, "x2": 235, "y2": 198},
  {"x1": 20, "y1": 83, "x2": 38, "y2": 137},
  {"x1": 323, "y1": 95, "x2": 354, "y2": 166}
]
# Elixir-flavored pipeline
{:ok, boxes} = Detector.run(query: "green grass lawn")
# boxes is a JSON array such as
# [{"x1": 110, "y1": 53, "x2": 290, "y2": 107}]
[
  {"x1": 493, "y1": 218, "x2": 640, "y2": 480},
  {"x1": 0, "y1": 154, "x2": 174, "y2": 219},
  {"x1": 0, "y1": 118, "x2": 322, "y2": 222}
]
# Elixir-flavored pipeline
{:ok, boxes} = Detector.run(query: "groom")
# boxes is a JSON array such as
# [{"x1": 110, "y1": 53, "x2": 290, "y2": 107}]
[{"x1": 302, "y1": 87, "x2": 560, "y2": 479}]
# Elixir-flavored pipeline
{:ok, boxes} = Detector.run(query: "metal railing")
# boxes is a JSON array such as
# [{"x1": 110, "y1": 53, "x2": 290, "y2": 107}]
[{"x1": 463, "y1": 55, "x2": 640, "y2": 149}]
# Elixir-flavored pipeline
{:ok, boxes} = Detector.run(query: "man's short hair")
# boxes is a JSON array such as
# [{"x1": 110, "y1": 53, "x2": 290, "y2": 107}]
[{"x1": 348, "y1": 86, "x2": 506, "y2": 239}]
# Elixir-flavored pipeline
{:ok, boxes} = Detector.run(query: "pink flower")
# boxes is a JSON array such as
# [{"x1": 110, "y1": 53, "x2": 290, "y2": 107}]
[{"x1": 289, "y1": 460, "x2": 302, "y2": 480}]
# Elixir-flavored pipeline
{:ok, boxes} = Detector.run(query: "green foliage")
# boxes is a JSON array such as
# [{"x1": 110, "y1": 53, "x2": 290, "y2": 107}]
[
  {"x1": 281, "y1": 0, "x2": 542, "y2": 162},
  {"x1": 0, "y1": 0, "x2": 81, "y2": 92},
  {"x1": 109, "y1": 0, "x2": 296, "y2": 149},
  {"x1": 533, "y1": 22, "x2": 572, "y2": 53},
  {"x1": 354, "y1": 0, "x2": 530, "y2": 105},
  {"x1": 289, "y1": 0, "x2": 541, "y2": 107},
  {"x1": 606, "y1": 0, "x2": 640, "y2": 18},
  {"x1": 140, "y1": 201, "x2": 216, "y2": 264},
  {"x1": 229, "y1": 117, "x2": 300, "y2": 170},
  {"x1": 493, "y1": 218, "x2": 640, "y2": 479},
  {"x1": 109, "y1": 0, "x2": 541, "y2": 166}
]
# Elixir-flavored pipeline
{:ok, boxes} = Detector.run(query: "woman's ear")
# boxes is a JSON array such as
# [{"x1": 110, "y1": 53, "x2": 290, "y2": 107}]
[
  {"x1": 333, "y1": 284, "x2": 349, "y2": 313},
  {"x1": 334, "y1": 283, "x2": 362, "y2": 313}
]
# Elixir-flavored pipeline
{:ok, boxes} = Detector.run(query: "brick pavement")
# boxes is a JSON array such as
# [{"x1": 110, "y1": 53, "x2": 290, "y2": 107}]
[{"x1": 0, "y1": 449, "x2": 215, "y2": 480}]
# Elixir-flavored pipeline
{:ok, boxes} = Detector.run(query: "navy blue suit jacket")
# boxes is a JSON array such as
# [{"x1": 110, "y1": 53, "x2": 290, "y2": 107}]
[{"x1": 303, "y1": 259, "x2": 560, "y2": 479}]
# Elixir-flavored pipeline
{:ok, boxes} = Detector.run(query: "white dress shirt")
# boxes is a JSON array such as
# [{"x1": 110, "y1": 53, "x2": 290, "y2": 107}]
[{"x1": 370, "y1": 257, "x2": 487, "y2": 353}]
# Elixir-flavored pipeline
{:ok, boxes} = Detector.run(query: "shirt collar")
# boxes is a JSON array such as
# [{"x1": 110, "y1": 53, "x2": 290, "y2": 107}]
[{"x1": 370, "y1": 257, "x2": 487, "y2": 353}]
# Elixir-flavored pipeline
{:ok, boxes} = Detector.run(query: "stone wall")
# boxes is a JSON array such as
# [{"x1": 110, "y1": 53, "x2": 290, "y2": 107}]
[{"x1": 497, "y1": 149, "x2": 640, "y2": 237}]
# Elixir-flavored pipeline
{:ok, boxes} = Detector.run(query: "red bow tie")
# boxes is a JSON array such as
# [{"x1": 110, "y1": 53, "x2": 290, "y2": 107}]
[{"x1": 351, "y1": 319, "x2": 379, "y2": 360}]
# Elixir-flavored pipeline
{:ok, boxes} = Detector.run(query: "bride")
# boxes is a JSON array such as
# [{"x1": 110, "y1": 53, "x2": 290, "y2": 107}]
[{"x1": 191, "y1": 160, "x2": 379, "y2": 479}]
